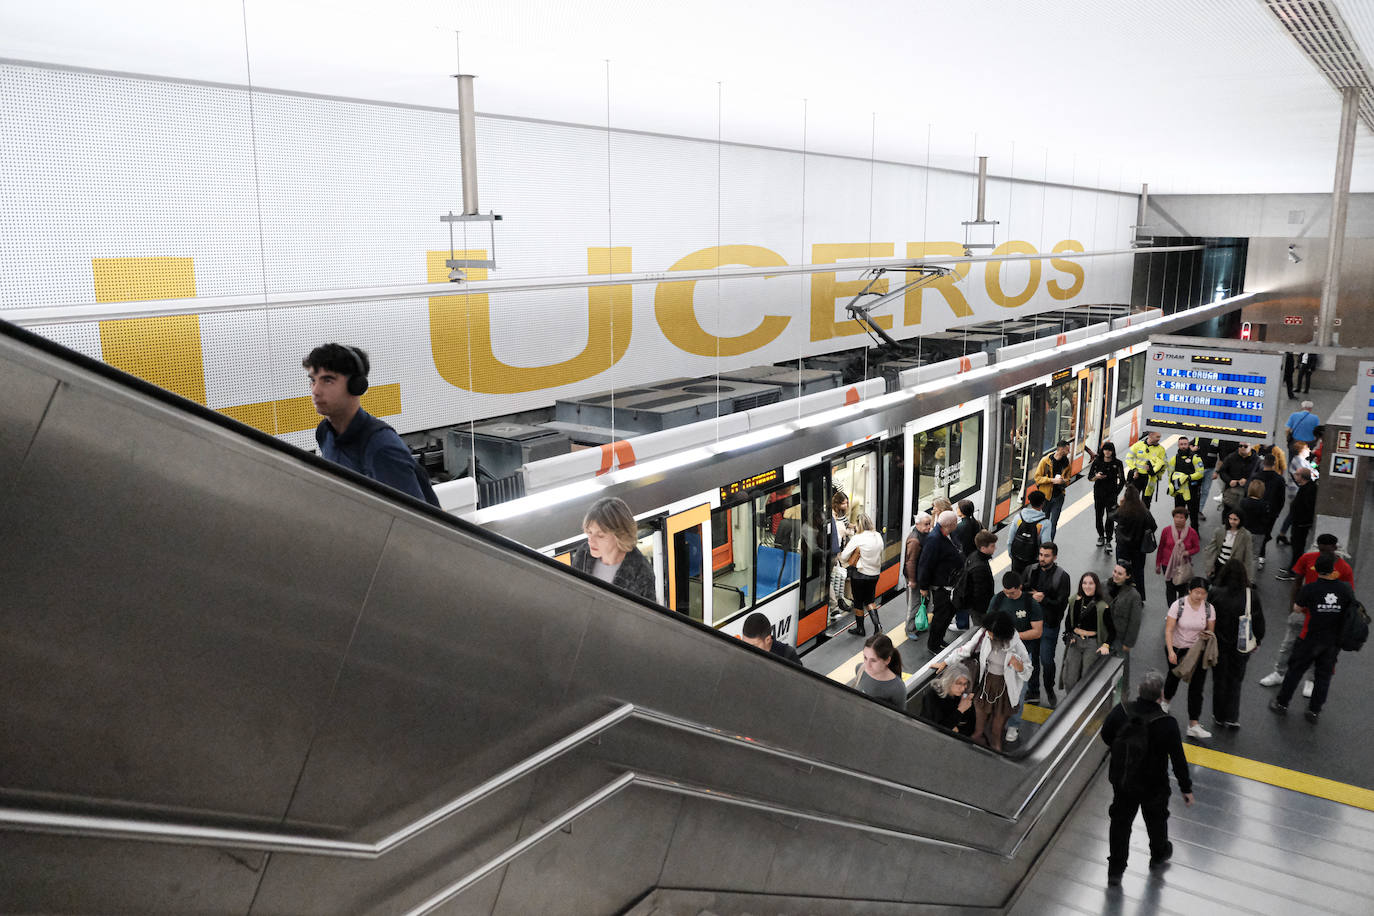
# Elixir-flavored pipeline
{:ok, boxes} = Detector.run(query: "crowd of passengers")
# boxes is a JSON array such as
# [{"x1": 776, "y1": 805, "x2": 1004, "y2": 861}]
[{"x1": 566, "y1": 404, "x2": 1358, "y2": 751}]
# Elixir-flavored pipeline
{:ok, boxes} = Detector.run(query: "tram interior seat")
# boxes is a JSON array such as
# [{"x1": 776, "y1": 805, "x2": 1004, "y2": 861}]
[
  {"x1": 755, "y1": 545, "x2": 785, "y2": 596},
  {"x1": 780, "y1": 551, "x2": 799, "y2": 587}
]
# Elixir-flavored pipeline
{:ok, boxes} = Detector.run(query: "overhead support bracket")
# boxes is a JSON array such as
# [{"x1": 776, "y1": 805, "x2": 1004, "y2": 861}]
[
  {"x1": 962, "y1": 156, "x2": 999, "y2": 257},
  {"x1": 844, "y1": 265, "x2": 956, "y2": 354},
  {"x1": 443, "y1": 71, "x2": 503, "y2": 281},
  {"x1": 441, "y1": 211, "x2": 502, "y2": 280}
]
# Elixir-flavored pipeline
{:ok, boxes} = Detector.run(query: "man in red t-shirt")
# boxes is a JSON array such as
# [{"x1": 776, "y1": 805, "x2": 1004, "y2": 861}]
[{"x1": 1260, "y1": 534, "x2": 1353, "y2": 693}]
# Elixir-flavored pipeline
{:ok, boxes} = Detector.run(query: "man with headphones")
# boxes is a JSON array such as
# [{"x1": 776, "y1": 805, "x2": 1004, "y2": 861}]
[{"x1": 303, "y1": 343, "x2": 438, "y2": 506}]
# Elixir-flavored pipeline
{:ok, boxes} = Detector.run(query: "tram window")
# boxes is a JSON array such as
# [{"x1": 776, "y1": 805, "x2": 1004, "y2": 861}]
[
  {"x1": 710, "y1": 505, "x2": 751, "y2": 624},
  {"x1": 1044, "y1": 379, "x2": 1078, "y2": 454},
  {"x1": 831, "y1": 453, "x2": 874, "y2": 524},
  {"x1": 915, "y1": 412, "x2": 982, "y2": 508},
  {"x1": 1114, "y1": 352, "x2": 1146, "y2": 414},
  {"x1": 997, "y1": 395, "x2": 1031, "y2": 504},
  {"x1": 754, "y1": 485, "x2": 801, "y2": 596}
]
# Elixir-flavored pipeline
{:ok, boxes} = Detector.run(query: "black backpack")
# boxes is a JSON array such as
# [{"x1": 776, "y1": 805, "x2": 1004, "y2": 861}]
[
  {"x1": 1010, "y1": 515, "x2": 1041, "y2": 566},
  {"x1": 951, "y1": 553, "x2": 976, "y2": 610},
  {"x1": 1340, "y1": 600, "x2": 1370, "y2": 652},
  {"x1": 1108, "y1": 705, "x2": 1165, "y2": 790}
]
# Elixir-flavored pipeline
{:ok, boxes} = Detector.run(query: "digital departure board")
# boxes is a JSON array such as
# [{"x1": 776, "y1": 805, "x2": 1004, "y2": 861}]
[
  {"x1": 1353, "y1": 360, "x2": 1374, "y2": 454},
  {"x1": 720, "y1": 467, "x2": 783, "y2": 503},
  {"x1": 1141, "y1": 346, "x2": 1282, "y2": 443}
]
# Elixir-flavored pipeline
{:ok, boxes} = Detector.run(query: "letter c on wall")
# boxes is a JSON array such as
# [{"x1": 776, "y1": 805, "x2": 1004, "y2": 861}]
[{"x1": 654, "y1": 245, "x2": 791, "y2": 356}]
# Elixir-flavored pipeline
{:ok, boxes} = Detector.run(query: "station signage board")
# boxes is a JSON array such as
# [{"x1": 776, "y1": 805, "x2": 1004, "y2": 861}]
[
  {"x1": 1353, "y1": 361, "x2": 1374, "y2": 455},
  {"x1": 1142, "y1": 345, "x2": 1282, "y2": 443},
  {"x1": 720, "y1": 466, "x2": 783, "y2": 503}
]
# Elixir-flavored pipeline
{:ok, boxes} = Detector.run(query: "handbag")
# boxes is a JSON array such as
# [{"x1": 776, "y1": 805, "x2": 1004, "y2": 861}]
[
  {"x1": 1237, "y1": 589, "x2": 1258, "y2": 654},
  {"x1": 1142, "y1": 524, "x2": 1158, "y2": 555},
  {"x1": 913, "y1": 596, "x2": 930, "y2": 633},
  {"x1": 1167, "y1": 531, "x2": 1194, "y2": 586}
]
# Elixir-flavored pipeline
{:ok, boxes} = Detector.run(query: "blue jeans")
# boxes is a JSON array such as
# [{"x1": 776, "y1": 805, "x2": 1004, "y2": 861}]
[
  {"x1": 1040, "y1": 626, "x2": 1060, "y2": 694},
  {"x1": 1022, "y1": 637, "x2": 1042, "y2": 698},
  {"x1": 1198, "y1": 466, "x2": 1216, "y2": 505},
  {"x1": 1045, "y1": 493, "x2": 1065, "y2": 540}
]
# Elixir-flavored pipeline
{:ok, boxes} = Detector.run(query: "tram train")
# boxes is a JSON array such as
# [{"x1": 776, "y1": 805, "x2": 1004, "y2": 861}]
[{"x1": 444, "y1": 297, "x2": 1243, "y2": 654}]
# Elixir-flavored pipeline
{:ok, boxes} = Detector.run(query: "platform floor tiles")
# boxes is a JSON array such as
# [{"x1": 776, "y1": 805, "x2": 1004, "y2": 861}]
[{"x1": 1009, "y1": 763, "x2": 1374, "y2": 915}]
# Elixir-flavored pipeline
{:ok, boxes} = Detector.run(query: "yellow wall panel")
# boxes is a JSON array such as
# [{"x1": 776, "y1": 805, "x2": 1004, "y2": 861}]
[
  {"x1": 98, "y1": 314, "x2": 208, "y2": 404},
  {"x1": 92, "y1": 257, "x2": 196, "y2": 303},
  {"x1": 220, "y1": 384, "x2": 403, "y2": 436}
]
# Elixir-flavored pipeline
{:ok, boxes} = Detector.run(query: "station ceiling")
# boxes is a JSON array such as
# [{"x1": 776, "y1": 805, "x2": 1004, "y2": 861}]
[{"x1": 4, "y1": 0, "x2": 1374, "y2": 195}]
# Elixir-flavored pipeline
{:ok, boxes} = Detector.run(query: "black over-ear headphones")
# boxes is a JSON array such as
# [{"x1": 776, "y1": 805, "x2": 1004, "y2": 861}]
[{"x1": 343, "y1": 345, "x2": 370, "y2": 396}]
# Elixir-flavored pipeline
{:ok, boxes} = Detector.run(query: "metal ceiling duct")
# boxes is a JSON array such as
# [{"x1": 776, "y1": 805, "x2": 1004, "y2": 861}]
[{"x1": 1265, "y1": 0, "x2": 1374, "y2": 132}]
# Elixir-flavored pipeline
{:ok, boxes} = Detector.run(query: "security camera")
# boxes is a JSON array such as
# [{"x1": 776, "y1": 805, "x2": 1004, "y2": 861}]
[{"x1": 1288, "y1": 245, "x2": 1302, "y2": 264}]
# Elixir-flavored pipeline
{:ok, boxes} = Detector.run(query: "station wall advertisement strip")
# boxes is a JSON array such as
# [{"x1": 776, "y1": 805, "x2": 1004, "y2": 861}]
[{"x1": 2, "y1": 61, "x2": 1137, "y2": 450}]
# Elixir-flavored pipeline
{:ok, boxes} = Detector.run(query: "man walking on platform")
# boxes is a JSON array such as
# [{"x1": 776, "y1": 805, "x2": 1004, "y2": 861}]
[
  {"x1": 1033, "y1": 440, "x2": 1072, "y2": 539},
  {"x1": 1286, "y1": 400, "x2": 1320, "y2": 448},
  {"x1": 1261, "y1": 534, "x2": 1353, "y2": 695},
  {"x1": 1270, "y1": 555, "x2": 1357, "y2": 723},
  {"x1": 1126, "y1": 431, "x2": 1167, "y2": 508},
  {"x1": 917, "y1": 510, "x2": 964, "y2": 654},
  {"x1": 1101, "y1": 670, "x2": 1194, "y2": 887}
]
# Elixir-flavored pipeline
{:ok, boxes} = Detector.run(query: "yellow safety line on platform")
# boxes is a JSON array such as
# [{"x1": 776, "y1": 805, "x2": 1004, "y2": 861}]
[
  {"x1": 1183, "y1": 745, "x2": 1374, "y2": 812},
  {"x1": 825, "y1": 436, "x2": 1180, "y2": 685}
]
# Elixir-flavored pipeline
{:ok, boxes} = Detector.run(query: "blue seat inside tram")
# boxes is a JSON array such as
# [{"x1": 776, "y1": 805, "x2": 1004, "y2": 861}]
[
  {"x1": 780, "y1": 551, "x2": 799, "y2": 587},
  {"x1": 756, "y1": 545, "x2": 785, "y2": 595}
]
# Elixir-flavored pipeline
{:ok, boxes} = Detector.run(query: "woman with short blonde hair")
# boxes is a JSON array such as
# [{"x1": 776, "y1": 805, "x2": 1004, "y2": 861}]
[{"x1": 571, "y1": 496, "x2": 657, "y2": 602}]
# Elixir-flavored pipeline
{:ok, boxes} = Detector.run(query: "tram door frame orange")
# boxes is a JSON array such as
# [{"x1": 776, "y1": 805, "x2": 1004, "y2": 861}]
[{"x1": 664, "y1": 503, "x2": 711, "y2": 615}]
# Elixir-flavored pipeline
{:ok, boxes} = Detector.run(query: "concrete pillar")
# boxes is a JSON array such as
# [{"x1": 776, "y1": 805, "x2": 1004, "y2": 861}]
[{"x1": 1317, "y1": 86, "x2": 1359, "y2": 351}]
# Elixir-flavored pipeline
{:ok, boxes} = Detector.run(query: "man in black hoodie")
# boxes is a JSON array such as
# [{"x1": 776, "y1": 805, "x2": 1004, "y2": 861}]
[{"x1": 1100, "y1": 670, "x2": 1194, "y2": 887}]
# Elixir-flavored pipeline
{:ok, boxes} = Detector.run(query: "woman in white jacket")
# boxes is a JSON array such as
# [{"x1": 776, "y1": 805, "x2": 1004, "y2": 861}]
[{"x1": 938, "y1": 609, "x2": 1032, "y2": 751}]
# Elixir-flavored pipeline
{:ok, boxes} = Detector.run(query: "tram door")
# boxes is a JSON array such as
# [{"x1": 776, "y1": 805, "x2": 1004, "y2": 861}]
[
  {"x1": 993, "y1": 389, "x2": 1034, "y2": 524},
  {"x1": 1079, "y1": 364, "x2": 1107, "y2": 468},
  {"x1": 796, "y1": 463, "x2": 833, "y2": 646},
  {"x1": 664, "y1": 504, "x2": 710, "y2": 620}
]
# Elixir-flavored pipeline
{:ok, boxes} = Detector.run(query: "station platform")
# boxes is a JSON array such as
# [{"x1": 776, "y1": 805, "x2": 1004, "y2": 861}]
[{"x1": 802, "y1": 381, "x2": 1374, "y2": 906}]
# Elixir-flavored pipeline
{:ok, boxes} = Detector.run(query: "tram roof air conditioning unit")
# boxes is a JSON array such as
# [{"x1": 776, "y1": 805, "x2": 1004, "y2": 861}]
[
  {"x1": 715, "y1": 365, "x2": 840, "y2": 399},
  {"x1": 444, "y1": 422, "x2": 569, "y2": 481},
  {"x1": 555, "y1": 379, "x2": 782, "y2": 434}
]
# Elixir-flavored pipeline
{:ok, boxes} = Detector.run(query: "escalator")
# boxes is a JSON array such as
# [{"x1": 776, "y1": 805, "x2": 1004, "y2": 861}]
[{"x1": 0, "y1": 320, "x2": 1118, "y2": 915}]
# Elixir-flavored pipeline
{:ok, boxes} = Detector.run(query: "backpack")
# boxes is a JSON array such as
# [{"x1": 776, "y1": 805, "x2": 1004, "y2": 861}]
[
  {"x1": 1010, "y1": 514, "x2": 1041, "y2": 566},
  {"x1": 1340, "y1": 600, "x2": 1370, "y2": 652},
  {"x1": 1108, "y1": 705, "x2": 1165, "y2": 790},
  {"x1": 951, "y1": 553, "x2": 977, "y2": 611}
]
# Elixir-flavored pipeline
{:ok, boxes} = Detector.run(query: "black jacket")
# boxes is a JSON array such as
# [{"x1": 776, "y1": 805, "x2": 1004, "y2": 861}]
[
  {"x1": 1239, "y1": 496, "x2": 1270, "y2": 535},
  {"x1": 960, "y1": 550, "x2": 996, "y2": 617},
  {"x1": 1067, "y1": 595, "x2": 1115, "y2": 644},
  {"x1": 953, "y1": 516, "x2": 983, "y2": 556},
  {"x1": 917, "y1": 527, "x2": 964, "y2": 590},
  {"x1": 1209, "y1": 583, "x2": 1265, "y2": 654},
  {"x1": 1196, "y1": 438, "x2": 1220, "y2": 470},
  {"x1": 1089, "y1": 455, "x2": 1126, "y2": 501},
  {"x1": 1218, "y1": 450, "x2": 1258, "y2": 488},
  {"x1": 1290, "y1": 481, "x2": 1318, "y2": 528},
  {"x1": 1256, "y1": 469, "x2": 1286, "y2": 517},
  {"x1": 769, "y1": 640, "x2": 804, "y2": 667},
  {"x1": 920, "y1": 690, "x2": 976, "y2": 735},
  {"x1": 571, "y1": 543, "x2": 658, "y2": 603},
  {"x1": 1112, "y1": 508, "x2": 1156, "y2": 555},
  {"x1": 1024, "y1": 562, "x2": 1071, "y2": 628},
  {"x1": 1100, "y1": 699, "x2": 1192, "y2": 797}
]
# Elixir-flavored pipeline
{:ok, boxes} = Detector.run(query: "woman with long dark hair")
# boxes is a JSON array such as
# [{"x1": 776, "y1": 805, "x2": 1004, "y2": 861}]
[
  {"x1": 1209, "y1": 560, "x2": 1265, "y2": 729},
  {"x1": 1089, "y1": 441, "x2": 1126, "y2": 548},
  {"x1": 1202, "y1": 507, "x2": 1255, "y2": 581},
  {"x1": 1061, "y1": 571, "x2": 1114, "y2": 691},
  {"x1": 1112, "y1": 485, "x2": 1156, "y2": 600},
  {"x1": 856, "y1": 634, "x2": 906, "y2": 711}
]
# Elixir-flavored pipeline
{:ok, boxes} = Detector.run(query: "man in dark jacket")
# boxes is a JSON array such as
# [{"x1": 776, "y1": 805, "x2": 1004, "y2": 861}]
[
  {"x1": 903, "y1": 513, "x2": 934, "y2": 635},
  {"x1": 1217, "y1": 441, "x2": 1258, "y2": 511},
  {"x1": 959, "y1": 530, "x2": 998, "y2": 630},
  {"x1": 1024, "y1": 542, "x2": 1071, "y2": 708},
  {"x1": 1100, "y1": 670, "x2": 1194, "y2": 886},
  {"x1": 917, "y1": 510, "x2": 965, "y2": 653},
  {"x1": 740, "y1": 612, "x2": 802, "y2": 667},
  {"x1": 1254, "y1": 452, "x2": 1287, "y2": 569},
  {"x1": 1285, "y1": 467, "x2": 1317, "y2": 574}
]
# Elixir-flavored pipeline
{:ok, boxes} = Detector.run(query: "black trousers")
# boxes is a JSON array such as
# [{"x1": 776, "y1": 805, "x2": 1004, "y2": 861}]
[
  {"x1": 1212, "y1": 645, "x2": 1251, "y2": 724},
  {"x1": 1163, "y1": 645, "x2": 1208, "y2": 721},
  {"x1": 1174, "y1": 492, "x2": 1200, "y2": 531},
  {"x1": 1277, "y1": 638, "x2": 1340, "y2": 712},
  {"x1": 1290, "y1": 524, "x2": 1312, "y2": 572},
  {"x1": 1108, "y1": 790, "x2": 1171, "y2": 874},
  {"x1": 1094, "y1": 495, "x2": 1116, "y2": 538},
  {"x1": 926, "y1": 587, "x2": 956, "y2": 653},
  {"x1": 1297, "y1": 367, "x2": 1314, "y2": 393}
]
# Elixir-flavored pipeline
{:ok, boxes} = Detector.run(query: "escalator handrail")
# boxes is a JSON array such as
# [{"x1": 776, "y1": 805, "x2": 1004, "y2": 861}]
[{"x1": 0, "y1": 660, "x2": 1123, "y2": 858}]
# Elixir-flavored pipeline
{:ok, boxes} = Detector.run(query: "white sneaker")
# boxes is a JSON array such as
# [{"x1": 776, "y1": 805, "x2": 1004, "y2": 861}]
[
  {"x1": 1303, "y1": 680, "x2": 1314, "y2": 698},
  {"x1": 1259, "y1": 671, "x2": 1283, "y2": 687},
  {"x1": 1187, "y1": 724, "x2": 1212, "y2": 739},
  {"x1": 1160, "y1": 699, "x2": 1171, "y2": 713},
  {"x1": 1214, "y1": 493, "x2": 1223, "y2": 503},
  {"x1": 1258, "y1": 557, "x2": 1266, "y2": 569},
  {"x1": 1006, "y1": 727, "x2": 1020, "y2": 742}
]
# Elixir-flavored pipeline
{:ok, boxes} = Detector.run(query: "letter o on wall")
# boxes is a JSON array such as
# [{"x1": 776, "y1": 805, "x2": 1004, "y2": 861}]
[{"x1": 985, "y1": 240, "x2": 1041, "y2": 308}]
